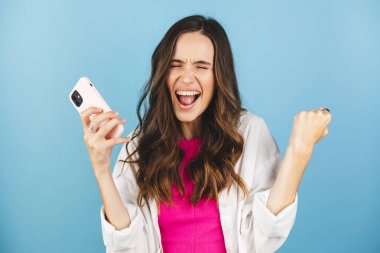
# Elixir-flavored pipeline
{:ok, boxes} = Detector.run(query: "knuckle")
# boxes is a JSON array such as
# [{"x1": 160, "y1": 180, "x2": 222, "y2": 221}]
[
  {"x1": 87, "y1": 140, "x2": 94, "y2": 148},
  {"x1": 110, "y1": 117, "x2": 119, "y2": 125},
  {"x1": 107, "y1": 111, "x2": 116, "y2": 116},
  {"x1": 105, "y1": 120, "x2": 118, "y2": 131},
  {"x1": 82, "y1": 107, "x2": 92, "y2": 115},
  {"x1": 297, "y1": 111, "x2": 306, "y2": 118},
  {"x1": 80, "y1": 112, "x2": 87, "y2": 118}
]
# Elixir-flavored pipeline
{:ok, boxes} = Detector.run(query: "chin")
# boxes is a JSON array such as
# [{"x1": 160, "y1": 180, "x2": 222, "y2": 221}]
[{"x1": 174, "y1": 111, "x2": 200, "y2": 123}]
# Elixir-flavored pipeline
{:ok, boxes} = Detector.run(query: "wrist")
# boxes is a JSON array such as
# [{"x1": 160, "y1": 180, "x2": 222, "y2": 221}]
[
  {"x1": 288, "y1": 140, "x2": 314, "y2": 157},
  {"x1": 285, "y1": 142, "x2": 313, "y2": 170},
  {"x1": 94, "y1": 168, "x2": 112, "y2": 181}
]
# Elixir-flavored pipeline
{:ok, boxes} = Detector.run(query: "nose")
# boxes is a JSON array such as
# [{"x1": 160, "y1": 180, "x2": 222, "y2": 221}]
[
  {"x1": 183, "y1": 77, "x2": 194, "y2": 84},
  {"x1": 182, "y1": 69, "x2": 195, "y2": 84}
]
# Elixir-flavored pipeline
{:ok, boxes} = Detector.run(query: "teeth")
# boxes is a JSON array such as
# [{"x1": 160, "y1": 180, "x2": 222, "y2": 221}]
[{"x1": 175, "y1": 90, "x2": 201, "y2": 96}]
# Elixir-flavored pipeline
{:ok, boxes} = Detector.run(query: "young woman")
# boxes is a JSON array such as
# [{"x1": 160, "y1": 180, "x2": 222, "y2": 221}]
[{"x1": 80, "y1": 15, "x2": 332, "y2": 253}]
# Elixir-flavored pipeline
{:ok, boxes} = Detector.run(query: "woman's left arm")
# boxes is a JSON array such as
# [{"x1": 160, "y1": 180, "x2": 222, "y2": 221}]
[{"x1": 266, "y1": 107, "x2": 332, "y2": 215}]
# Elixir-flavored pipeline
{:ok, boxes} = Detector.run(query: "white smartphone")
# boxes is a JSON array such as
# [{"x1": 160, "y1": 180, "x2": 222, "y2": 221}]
[{"x1": 69, "y1": 76, "x2": 124, "y2": 139}]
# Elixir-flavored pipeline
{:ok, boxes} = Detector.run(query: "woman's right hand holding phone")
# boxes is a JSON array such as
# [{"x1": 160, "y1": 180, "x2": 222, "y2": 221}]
[{"x1": 80, "y1": 107, "x2": 131, "y2": 178}]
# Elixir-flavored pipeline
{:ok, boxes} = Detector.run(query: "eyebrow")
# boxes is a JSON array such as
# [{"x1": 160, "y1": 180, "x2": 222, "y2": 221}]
[{"x1": 171, "y1": 59, "x2": 212, "y2": 65}]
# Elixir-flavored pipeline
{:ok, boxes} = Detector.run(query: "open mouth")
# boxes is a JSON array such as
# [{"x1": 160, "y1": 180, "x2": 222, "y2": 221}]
[{"x1": 175, "y1": 93, "x2": 201, "y2": 107}]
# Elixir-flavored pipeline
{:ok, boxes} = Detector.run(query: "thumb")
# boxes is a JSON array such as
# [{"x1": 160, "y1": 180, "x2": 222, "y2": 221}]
[
  {"x1": 323, "y1": 128, "x2": 329, "y2": 138},
  {"x1": 105, "y1": 137, "x2": 131, "y2": 148}
]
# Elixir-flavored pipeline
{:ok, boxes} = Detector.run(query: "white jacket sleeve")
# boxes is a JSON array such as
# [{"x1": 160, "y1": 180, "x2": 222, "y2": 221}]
[
  {"x1": 251, "y1": 152, "x2": 298, "y2": 253},
  {"x1": 240, "y1": 117, "x2": 298, "y2": 253},
  {"x1": 99, "y1": 137, "x2": 150, "y2": 253}
]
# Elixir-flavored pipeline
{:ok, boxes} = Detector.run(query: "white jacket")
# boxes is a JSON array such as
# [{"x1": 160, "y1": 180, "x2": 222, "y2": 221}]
[{"x1": 100, "y1": 111, "x2": 298, "y2": 253}]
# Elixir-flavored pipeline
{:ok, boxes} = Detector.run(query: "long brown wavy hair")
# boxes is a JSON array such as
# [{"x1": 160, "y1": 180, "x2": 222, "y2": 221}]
[{"x1": 118, "y1": 15, "x2": 248, "y2": 208}]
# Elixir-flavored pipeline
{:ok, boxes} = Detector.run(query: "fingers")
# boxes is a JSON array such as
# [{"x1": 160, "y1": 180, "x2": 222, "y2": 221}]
[
  {"x1": 311, "y1": 107, "x2": 329, "y2": 114},
  {"x1": 317, "y1": 107, "x2": 332, "y2": 125},
  {"x1": 310, "y1": 107, "x2": 332, "y2": 121},
  {"x1": 96, "y1": 117, "x2": 126, "y2": 138},
  {"x1": 80, "y1": 107, "x2": 103, "y2": 131},
  {"x1": 104, "y1": 136, "x2": 131, "y2": 148},
  {"x1": 88, "y1": 111, "x2": 120, "y2": 133},
  {"x1": 313, "y1": 108, "x2": 331, "y2": 139},
  {"x1": 292, "y1": 107, "x2": 332, "y2": 149}
]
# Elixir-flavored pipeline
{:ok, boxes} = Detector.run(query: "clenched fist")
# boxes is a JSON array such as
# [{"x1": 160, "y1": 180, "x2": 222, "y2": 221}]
[{"x1": 289, "y1": 107, "x2": 332, "y2": 154}]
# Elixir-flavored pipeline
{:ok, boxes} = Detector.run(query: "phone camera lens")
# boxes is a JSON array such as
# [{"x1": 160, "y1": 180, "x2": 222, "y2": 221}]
[{"x1": 71, "y1": 90, "x2": 83, "y2": 107}]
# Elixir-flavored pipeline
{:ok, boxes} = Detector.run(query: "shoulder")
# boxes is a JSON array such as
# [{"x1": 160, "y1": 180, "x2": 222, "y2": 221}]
[
  {"x1": 238, "y1": 110, "x2": 267, "y2": 134},
  {"x1": 237, "y1": 110, "x2": 280, "y2": 164},
  {"x1": 235, "y1": 111, "x2": 281, "y2": 191}
]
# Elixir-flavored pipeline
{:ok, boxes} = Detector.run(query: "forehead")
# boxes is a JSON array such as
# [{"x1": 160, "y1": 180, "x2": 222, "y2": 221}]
[{"x1": 172, "y1": 32, "x2": 214, "y2": 62}]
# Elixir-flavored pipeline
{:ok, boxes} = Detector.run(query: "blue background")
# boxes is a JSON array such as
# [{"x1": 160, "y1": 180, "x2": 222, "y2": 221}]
[{"x1": 1, "y1": 0, "x2": 379, "y2": 252}]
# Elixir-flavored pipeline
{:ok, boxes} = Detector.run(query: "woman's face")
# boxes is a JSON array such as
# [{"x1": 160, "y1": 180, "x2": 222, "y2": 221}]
[{"x1": 166, "y1": 31, "x2": 215, "y2": 124}]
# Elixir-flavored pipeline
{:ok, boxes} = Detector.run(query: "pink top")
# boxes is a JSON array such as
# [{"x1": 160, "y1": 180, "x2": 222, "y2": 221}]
[{"x1": 158, "y1": 137, "x2": 227, "y2": 253}]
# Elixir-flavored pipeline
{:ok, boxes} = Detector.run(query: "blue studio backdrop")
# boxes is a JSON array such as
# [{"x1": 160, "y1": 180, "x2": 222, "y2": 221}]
[{"x1": 1, "y1": 1, "x2": 379, "y2": 252}]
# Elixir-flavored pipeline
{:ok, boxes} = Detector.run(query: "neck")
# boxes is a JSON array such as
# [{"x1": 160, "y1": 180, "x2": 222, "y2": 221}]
[{"x1": 179, "y1": 117, "x2": 201, "y2": 140}]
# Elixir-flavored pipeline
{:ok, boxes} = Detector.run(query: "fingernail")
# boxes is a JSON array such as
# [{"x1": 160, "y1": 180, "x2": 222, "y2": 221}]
[
  {"x1": 121, "y1": 119, "x2": 126, "y2": 122},
  {"x1": 114, "y1": 111, "x2": 119, "y2": 115}
]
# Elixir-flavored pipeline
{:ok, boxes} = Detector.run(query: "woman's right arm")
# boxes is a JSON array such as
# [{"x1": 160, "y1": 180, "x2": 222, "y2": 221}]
[
  {"x1": 96, "y1": 170, "x2": 131, "y2": 230},
  {"x1": 80, "y1": 107, "x2": 132, "y2": 230},
  {"x1": 80, "y1": 107, "x2": 148, "y2": 252}
]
